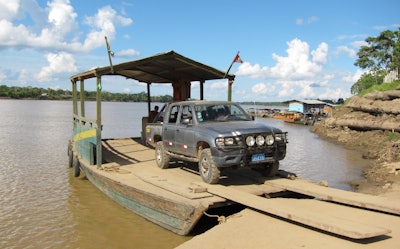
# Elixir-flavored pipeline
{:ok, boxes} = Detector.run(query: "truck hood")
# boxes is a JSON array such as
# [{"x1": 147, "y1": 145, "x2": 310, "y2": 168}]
[{"x1": 200, "y1": 121, "x2": 283, "y2": 135}]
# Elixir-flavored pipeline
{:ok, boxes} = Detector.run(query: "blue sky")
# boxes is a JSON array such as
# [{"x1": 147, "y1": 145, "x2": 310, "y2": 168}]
[{"x1": 1, "y1": 0, "x2": 399, "y2": 102}]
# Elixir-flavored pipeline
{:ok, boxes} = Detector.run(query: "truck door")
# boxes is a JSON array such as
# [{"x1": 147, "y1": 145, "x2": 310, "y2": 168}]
[
  {"x1": 163, "y1": 104, "x2": 180, "y2": 153},
  {"x1": 174, "y1": 105, "x2": 196, "y2": 157}
]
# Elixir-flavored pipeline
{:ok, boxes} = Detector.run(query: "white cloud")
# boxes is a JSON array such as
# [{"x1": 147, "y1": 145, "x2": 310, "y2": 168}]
[
  {"x1": 312, "y1": 42, "x2": 328, "y2": 63},
  {"x1": 251, "y1": 82, "x2": 275, "y2": 95},
  {"x1": 115, "y1": 49, "x2": 140, "y2": 58},
  {"x1": 0, "y1": 0, "x2": 19, "y2": 20},
  {"x1": 235, "y1": 38, "x2": 333, "y2": 100},
  {"x1": 208, "y1": 80, "x2": 227, "y2": 90},
  {"x1": 342, "y1": 69, "x2": 364, "y2": 84},
  {"x1": 269, "y1": 38, "x2": 327, "y2": 79},
  {"x1": 239, "y1": 39, "x2": 328, "y2": 82},
  {"x1": 0, "y1": 1, "x2": 135, "y2": 85},
  {"x1": 83, "y1": 6, "x2": 133, "y2": 51},
  {"x1": 0, "y1": 1, "x2": 133, "y2": 53},
  {"x1": 296, "y1": 18, "x2": 303, "y2": 25},
  {"x1": 35, "y1": 52, "x2": 77, "y2": 82},
  {"x1": 0, "y1": 71, "x2": 6, "y2": 81},
  {"x1": 298, "y1": 84, "x2": 316, "y2": 99},
  {"x1": 18, "y1": 69, "x2": 29, "y2": 84},
  {"x1": 295, "y1": 16, "x2": 319, "y2": 25},
  {"x1": 318, "y1": 88, "x2": 352, "y2": 100},
  {"x1": 47, "y1": 0, "x2": 78, "y2": 37},
  {"x1": 236, "y1": 62, "x2": 269, "y2": 78},
  {"x1": 351, "y1": 40, "x2": 367, "y2": 49},
  {"x1": 335, "y1": 46, "x2": 356, "y2": 58},
  {"x1": 308, "y1": 16, "x2": 319, "y2": 24},
  {"x1": 278, "y1": 87, "x2": 295, "y2": 98}
]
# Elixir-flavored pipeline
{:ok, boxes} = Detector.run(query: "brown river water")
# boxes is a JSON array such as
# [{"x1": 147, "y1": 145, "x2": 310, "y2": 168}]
[{"x1": 0, "y1": 100, "x2": 369, "y2": 248}]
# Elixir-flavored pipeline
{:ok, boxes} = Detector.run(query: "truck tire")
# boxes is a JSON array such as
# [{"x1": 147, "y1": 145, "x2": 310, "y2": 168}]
[
  {"x1": 155, "y1": 141, "x2": 170, "y2": 169},
  {"x1": 199, "y1": 149, "x2": 220, "y2": 184}
]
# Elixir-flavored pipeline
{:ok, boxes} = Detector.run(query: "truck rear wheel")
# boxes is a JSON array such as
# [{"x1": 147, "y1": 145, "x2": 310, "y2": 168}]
[
  {"x1": 155, "y1": 141, "x2": 170, "y2": 169},
  {"x1": 199, "y1": 149, "x2": 220, "y2": 184}
]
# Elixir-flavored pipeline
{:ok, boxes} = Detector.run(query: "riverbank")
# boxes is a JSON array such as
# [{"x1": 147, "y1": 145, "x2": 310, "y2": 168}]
[{"x1": 311, "y1": 88, "x2": 400, "y2": 198}]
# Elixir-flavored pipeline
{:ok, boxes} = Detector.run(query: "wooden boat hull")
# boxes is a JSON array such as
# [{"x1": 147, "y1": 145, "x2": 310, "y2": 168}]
[{"x1": 76, "y1": 154, "x2": 208, "y2": 235}]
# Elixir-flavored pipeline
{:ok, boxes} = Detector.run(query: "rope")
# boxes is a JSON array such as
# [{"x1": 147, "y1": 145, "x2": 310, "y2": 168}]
[
  {"x1": 203, "y1": 211, "x2": 243, "y2": 224},
  {"x1": 203, "y1": 211, "x2": 226, "y2": 224}
]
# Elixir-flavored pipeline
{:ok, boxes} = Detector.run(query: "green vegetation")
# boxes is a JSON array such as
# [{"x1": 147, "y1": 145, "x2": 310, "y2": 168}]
[
  {"x1": 385, "y1": 132, "x2": 400, "y2": 142},
  {"x1": 358, "y1": 80, "x2": 400, "y2": 97},
  {"x1": 0, "y1": 85, "x2": 173, "y2": 102},
  {"x1": 352, "y1": 28, "x2": 400, "y2": 95}
]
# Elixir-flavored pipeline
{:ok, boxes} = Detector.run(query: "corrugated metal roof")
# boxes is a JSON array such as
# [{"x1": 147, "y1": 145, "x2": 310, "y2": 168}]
[
  {"x1": 70, "y1": 50, "x2": 234, "y2": 83},
  {"x1": 284, "y1": 99, "x2": 330, "y2": 105}
]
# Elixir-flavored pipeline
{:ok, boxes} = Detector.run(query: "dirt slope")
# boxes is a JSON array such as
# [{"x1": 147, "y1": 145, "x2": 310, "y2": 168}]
[{"x1": 312, "y1": 87, "x2": 400, "y2": 196}]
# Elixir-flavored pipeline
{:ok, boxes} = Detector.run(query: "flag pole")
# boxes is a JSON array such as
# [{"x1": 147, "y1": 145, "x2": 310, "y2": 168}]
[
  {"x1": 223, "y1": 51, "x2": 240, "y2": 78},
  {"x1": 105, "y1": 36, "x2": 114, "y2": 74},
  {"x1": 225, "y1": 51, "x2": 241, "y2": 101}
]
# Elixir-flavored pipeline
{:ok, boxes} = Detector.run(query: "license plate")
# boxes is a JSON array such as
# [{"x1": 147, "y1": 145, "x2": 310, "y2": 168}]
[{"x1": 251, "y1": 153, "x2": 265, "y2": 162}]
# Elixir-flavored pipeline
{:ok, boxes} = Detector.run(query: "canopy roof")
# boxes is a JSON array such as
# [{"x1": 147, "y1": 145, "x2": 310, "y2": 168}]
[{"x1": 70, "y1": 50, "x2": 234, "y2": 83}]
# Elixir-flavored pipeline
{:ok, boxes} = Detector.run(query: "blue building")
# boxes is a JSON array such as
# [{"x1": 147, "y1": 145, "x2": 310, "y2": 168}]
[{"x1": 283, "y1": 99, "x2": 333, "y2": 114}]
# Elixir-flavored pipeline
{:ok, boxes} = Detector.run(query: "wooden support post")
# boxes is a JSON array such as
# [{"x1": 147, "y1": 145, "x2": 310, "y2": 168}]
[
  {"x1": 200, "y1": 80, "x2": 204, "y2": 100},
  {"x1": 96, "y1": 75, "x2": 102, "y2": 168},
  {"x1": 80, "y1": 79, "x2": 85, "y2": 117},
  {"x1": 147, "y1": 83, "x2": 151, "y2": 116},
  {"x1": 228, "y1": 78, "x2": 234, "y2": 102}
]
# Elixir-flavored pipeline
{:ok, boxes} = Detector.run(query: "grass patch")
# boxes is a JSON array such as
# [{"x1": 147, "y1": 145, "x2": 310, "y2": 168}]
[
  {"x1": 359, "y1": 81, "x2": 400, "y2": 97},
  {"x1": 385, "y1": 132, "x2": 400, "y2": 142}
]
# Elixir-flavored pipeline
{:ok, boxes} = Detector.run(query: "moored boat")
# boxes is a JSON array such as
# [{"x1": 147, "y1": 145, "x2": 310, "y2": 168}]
[{"x1": 275, "y1": 111, "x2": 317, "y2": 125}]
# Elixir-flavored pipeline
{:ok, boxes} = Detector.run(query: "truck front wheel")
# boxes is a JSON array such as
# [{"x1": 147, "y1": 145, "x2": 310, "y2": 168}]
[
  {"x1": 199, "y1": 149, "x2": 220, "y2": 184},
  {"x1": 155, "y1": 141, "x2": 170, "y2": 169}
]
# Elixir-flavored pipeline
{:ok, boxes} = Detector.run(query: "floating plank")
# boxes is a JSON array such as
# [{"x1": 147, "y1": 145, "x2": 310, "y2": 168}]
[
  {"x1": 264, "y1": 178, "x2": 400, "y2": 215},
  {"x1": 203, "y1": 183, "x2": 391, "y2": 239}
]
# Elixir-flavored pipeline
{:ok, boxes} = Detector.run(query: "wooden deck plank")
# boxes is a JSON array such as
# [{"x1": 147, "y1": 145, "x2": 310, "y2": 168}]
[
  {"x1": 96, "y1": 138, "x2": 394, "y2": 239},
  {"x1": 202, "y1": 183, "x2": 391, "y2": 239},
  {"x1": 264, "y1": 178, "x2": 400, "y2": 215},
  {"x1": 133, "y1": 169, "x2": 214, "y2": 199}
]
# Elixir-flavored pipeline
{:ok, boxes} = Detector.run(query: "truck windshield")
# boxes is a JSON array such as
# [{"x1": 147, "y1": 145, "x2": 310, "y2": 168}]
[{"x1": 194, "y1": 103, "x2": 251, "y2": 122}]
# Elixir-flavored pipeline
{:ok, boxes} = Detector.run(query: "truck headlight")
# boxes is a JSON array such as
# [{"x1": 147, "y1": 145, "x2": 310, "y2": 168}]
[
  {"x1": 256, "y1": 135, "x2": 265, "y2": 146},
  {"x1": 216, "y1": 137, "x2": 225, "y2": 147},
  {"x1": 216, "y1": 137, "x2": 236, "y2": 147},
  {"x1": 246, "y1": 136, "x2": 255, "y2": 146},
  {"x1": 225, "y1": 137, "x2": 234, "y2": 145},
  {"x1": 266, "y1": 135, "x2": 274, "y2": 145}
]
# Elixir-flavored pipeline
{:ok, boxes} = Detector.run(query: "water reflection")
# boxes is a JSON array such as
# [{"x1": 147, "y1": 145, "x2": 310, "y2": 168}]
[{"x1": 255, "y1": 117, "x2": 367, "y2": 190}]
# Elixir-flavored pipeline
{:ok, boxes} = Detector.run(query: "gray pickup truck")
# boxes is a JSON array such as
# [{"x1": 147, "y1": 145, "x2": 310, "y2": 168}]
[{"x1": 145, "y1": 100, "x2": 288, "y2": 184}]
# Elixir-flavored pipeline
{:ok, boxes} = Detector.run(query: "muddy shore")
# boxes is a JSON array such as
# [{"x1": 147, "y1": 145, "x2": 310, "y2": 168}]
[{"x1": 311, "y1": 88, "x2": 400, "y2": 197}]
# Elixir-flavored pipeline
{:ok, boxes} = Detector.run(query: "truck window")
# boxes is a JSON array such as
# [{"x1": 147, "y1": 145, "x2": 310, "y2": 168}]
[
  {"x1": 180, "y1": 105, "x2": 193, "y2": 124},
  {"x1": 168, "y1": 105, "x2": 180, "y2": 123}
]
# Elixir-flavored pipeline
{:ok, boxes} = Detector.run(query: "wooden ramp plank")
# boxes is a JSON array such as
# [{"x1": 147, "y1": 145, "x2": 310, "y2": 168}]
[
  {"x1": 133, "y1": 170, "x2": 214, "y2": 199},
  {"x1": 264, "y1": 178, "x2": 400, "y2": 215},
  {"x1": 202, "y1": 183, "x2": 391, "y2": 239}
]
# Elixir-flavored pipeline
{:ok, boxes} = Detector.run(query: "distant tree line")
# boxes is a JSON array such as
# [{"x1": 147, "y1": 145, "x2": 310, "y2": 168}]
[{"x1": 0, "y1": 85, "x2": 173, "y2": 102}]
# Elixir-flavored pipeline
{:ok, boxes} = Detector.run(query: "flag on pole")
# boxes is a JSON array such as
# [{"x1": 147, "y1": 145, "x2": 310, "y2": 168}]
[
  {"x1": 224, "y1": 51, "x2": 243, "y2": 78},
  {"x1": 233, "y1": 52, "x2": 243, "y2": 63}
]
